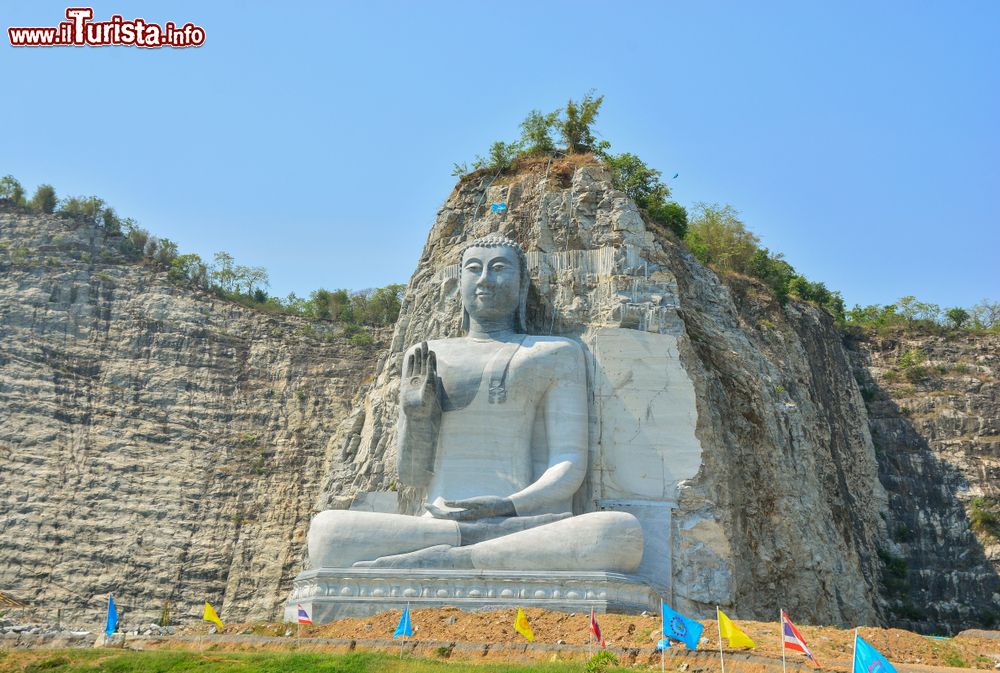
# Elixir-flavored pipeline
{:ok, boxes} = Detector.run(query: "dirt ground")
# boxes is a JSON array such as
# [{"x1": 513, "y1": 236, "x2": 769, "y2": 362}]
[{"x1": 176, "y1": 608, "x2": 1000, "y2": 670}]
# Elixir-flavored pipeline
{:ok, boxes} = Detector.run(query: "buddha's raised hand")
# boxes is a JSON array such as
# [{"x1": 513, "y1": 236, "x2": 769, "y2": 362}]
[{"x1": 400, "y1": 341, "x2": 440, "y2": 419}]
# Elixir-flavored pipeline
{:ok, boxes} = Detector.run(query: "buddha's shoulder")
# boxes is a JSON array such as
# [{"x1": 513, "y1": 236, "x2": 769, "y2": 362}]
[
  {"x1": 520, "y1": 335, "x2": 584, "y2": 364},
  {"x1": 521, "y1": 335, "x2": 582, "y2": 352}
]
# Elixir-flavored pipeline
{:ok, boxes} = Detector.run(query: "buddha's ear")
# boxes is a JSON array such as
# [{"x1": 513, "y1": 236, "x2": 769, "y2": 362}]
[{"x1": 461, "y1": 307, "x2": 470, "y2": 334}]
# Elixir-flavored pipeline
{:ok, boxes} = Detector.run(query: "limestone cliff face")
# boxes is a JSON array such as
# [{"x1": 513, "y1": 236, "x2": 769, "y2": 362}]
[
  {"x1": 0, "y1": 209, "x2": 384, "y2": 625},
  {"x1": 315, "y1": 160, "x2": 889, "y2": 627},
  {"x1": 849, "y1": 332, "x2": 1000, "y2": 633},
  {"x1": 4, "y1": 166, "x2": 995, "y2": 634}
]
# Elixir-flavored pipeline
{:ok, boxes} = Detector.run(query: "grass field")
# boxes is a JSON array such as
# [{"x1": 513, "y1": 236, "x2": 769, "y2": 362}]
[{"x1": 0, "y1": 649, "x2": 623, "y2": 673}]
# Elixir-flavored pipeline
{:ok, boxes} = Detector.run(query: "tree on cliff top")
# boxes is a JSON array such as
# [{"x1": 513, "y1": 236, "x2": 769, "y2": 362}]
[
  {"x1": 29, "y1": 184, "x2": 57, "y2": 213},
  {"x1": 556, "y1": 91, "x2": 606, "y2": 154},
  {"x1": 686, "y1": 204, "x2": 760, "y2": 273},
  {"x1": 519, "y1": 109, "x2": 559, "y2": 156},
  {"x1": 0, "y1": 175, "x2": 25, "y2": 206},
  {"x1": 457, "y1": 94, "x2": 687, "y2": 237}
]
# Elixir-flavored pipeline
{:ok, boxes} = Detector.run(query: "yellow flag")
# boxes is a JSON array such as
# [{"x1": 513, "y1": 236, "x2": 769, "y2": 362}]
[
  {"x1": 717, "y1": 609, "x2": 755, "y2": 648},
  {"x1": 203, "y1": 601, "x2": 224, "y2": 629},
  {"x1": 513, "y1": 607, "x2": 534, "y2": 641}
]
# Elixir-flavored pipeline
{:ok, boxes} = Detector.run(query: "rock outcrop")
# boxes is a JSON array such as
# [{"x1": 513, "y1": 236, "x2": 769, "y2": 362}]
[
  {"x1": 314, "y1": 158, "x2": 890, "y2": 628},
  {"x1": 0, "y1": 209, "x2": 385, "y2": 625},
  {"x1": 849, "y1": 331, "x2": 1000, "y2": 633},
  {"x1": 3, "y1": 160, "x2": 996, "y2": 634}
]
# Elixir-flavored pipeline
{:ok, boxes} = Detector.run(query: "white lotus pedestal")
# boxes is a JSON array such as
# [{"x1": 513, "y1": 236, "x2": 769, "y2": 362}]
[{"x1": 284, "y1": 568, "x2": 660, "y2": 623}]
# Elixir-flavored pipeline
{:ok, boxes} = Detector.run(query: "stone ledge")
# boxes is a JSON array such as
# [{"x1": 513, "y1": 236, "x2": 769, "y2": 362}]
[{"x1": 285, "y1": 568, "x2": 661, "y2": 622}]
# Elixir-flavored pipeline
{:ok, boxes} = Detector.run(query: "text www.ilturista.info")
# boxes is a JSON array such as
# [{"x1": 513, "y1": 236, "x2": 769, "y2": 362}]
[{"x1": 8, "y1": 8, "x2": 205, "y2": 48}]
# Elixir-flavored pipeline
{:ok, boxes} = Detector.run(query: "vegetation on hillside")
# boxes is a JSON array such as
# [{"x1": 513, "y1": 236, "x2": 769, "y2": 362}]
[
  {"x1": 0, "y1": 174, "x2": 402, "y2": 344},
  {"x1": 843, "y1": 296, "x2": 999, "y2": 333},
  {"x1": 684, "y1": 203, "x2": 846, "y2": 318},
  {"x1": 455, "y1": 96, "x2": 996, "y2": 330},
  {"x1": 453, "y1": 91, "x2": 688, "y2": 239}
]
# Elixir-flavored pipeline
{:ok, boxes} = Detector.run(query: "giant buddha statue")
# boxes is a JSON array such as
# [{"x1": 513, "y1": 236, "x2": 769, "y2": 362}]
[{"x1": 307, "y1": 234, "x2": 644, "y2": 573}]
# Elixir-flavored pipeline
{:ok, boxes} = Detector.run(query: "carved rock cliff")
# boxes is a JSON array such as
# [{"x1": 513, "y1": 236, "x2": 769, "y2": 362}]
[
  {"x1": 315, "y1": 160, "x2": 891, "y2": 628},
  {"x1": 0, "y1": 209, "x2": 385, "y2": 624},
  {"x1": 3, "y1": 162, "x2": 996, "y2": 634}
]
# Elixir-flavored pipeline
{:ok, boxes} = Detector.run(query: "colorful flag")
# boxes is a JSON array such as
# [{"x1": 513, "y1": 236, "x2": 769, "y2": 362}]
[
  {"x1": 393, "y1": 604, "x2": 413, "y2": 638},
  {"x1": 717, "y1": 608, "x2": 756, "y2": 648},
  {"x1": 781, "y1": 610, "x2": 818, "y2": 665},
  {"x1": 491, "y1": 202, "x2": 507, "y2": 213},
  {"x1": 661, "y1": 601, "x2": 704, "y2": 650},
  {"x1": 854, "y1": 634, "x2": 897, "y2": 673},
  {"x1": 514, "y1": 607, "x2": 534, "y2": 641},
  {"x1": 590, "y1": 608, "x2": 606, "y2": 647},
  {"x1": 296, "y1": 604, "x2": 313, "y2": 625},
  {"x1": 104, "y1": 594, "x2": 118, "y2": 637},
  {"x1": 203, "y1": 601, "x2": 224, "y2": 629}
]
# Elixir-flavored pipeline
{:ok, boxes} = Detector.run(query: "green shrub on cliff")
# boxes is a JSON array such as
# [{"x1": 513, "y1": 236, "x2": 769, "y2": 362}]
[
  {"x1": 459, "y1": 91, "x2": 609, "y2": 174},
  {"x1": 519, "y1": 109, "x2": 559, "y2": 156},
  {"x1": 29, "y1": 184, "x2": 58, "y2": 213},
  {"x1": 58, "y1": 195, "x2": 123, "y2": 231},
  {"x1": 457, "y1": 94, "x2": 688, "y2": 237},
  {"x1": 970, "y1": 497, "x2": 1000, "y2": 541},
  {"x1": 647, "y1": 200, "x2": 688, "y2": 238},
  {"x1": 169, "y1": 253, "x2": 210, "y2": 287},
  {"x1": 472, "y1": 140, "x2": 521, "y2": 174},
  {"x1": 685, "y1": 203, "x2": 759, "y2": 273},
  {"x1": 684, "y1": 203, "x2": 844, "y2": 319},
  {"x1": 945, "y1": 307, "x2": 970, "y2": 328},
  {"x1": 557, "y1": 90, "x2": 607, "y2": 154},
  {"x1": 0, "y1": 175, "x2": 25, "y2": 206},
  {"x1": 603, "y1": 152, "x2": 687, "y2": 238}
]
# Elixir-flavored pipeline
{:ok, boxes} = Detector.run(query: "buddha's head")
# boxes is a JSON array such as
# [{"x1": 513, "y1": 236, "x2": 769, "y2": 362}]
[{"x1": 459, "y1": 234, "x2": 529, "y2": 333}]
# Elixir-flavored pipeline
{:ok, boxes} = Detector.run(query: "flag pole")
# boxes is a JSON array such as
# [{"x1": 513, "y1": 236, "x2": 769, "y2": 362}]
[
  {"x1": 851, "y1": 628, "x2": 858, "y2": 673},
  {"x1": 660, "y1": 602, "x2": 665, "y2": 673},
  {"x1": 780, "y1": 610, "x2": 787, "y2": 673},
  {"x1": 716, "y1": 606, "x2": 726, "y2": 673}
]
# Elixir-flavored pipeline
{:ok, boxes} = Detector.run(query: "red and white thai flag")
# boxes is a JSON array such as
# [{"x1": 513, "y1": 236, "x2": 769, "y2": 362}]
[
  {"x1": 296, "y1": 604, "x2": 313, "y2": 625},
  {"x1": 590, "y1": 608, "x2": 606, "y2": 647},
  {"x1": 781, "y1": 610, "x2": 818, "y2": 665}
]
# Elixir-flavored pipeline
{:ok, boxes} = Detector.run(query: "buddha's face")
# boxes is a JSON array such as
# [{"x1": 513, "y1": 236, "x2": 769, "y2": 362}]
[{"x1": 460, "y1": 245, "x2": 521, "y2": 324}]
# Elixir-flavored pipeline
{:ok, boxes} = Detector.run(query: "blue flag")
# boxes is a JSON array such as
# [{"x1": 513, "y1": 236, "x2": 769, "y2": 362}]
[
  {"x1": 105, "y1": 594, "x2": 118, "y2": 636},
  {"x1": 854, "y1": 634, "x2": 897, "y2": 673},
  {"x1": 661, "y1": 601, "x2": 703, "y2": 650},
  {"x1": 393, "y1": 604, "x2": 413, "y2": 638}
]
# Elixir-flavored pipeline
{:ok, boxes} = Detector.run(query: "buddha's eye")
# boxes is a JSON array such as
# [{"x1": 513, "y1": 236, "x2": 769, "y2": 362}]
[
  {"x1": 464, "y1": 263, "x2": 482, "y2": 274},
  {"x1": 491, "y1": 263, "x2": 506, "y2": 272}
]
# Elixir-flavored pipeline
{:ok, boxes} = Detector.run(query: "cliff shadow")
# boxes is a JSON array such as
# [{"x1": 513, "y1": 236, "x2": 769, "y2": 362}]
[{"x1": 847, "y1": 332, "x2": 1000, "y2": 635}]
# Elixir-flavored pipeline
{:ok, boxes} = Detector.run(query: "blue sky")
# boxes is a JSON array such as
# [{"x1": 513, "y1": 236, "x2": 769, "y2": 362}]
[{"x1": 3, "y1": 1, "x2": 997, "y2": 309}]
